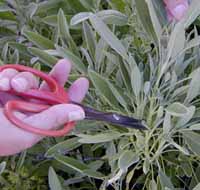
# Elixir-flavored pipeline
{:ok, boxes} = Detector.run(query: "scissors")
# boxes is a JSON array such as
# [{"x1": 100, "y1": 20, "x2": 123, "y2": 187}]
[{"x1": 0, "y1": 64, "x2": 147, "y2": 137}]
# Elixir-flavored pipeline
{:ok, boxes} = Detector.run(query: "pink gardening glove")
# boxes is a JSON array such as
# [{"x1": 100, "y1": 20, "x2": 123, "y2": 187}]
[
  {"x1": 164, "y1": 0, "x2": 189, "y2": 21},
  {"x1": 0, "y1": 59, "x2": 89, "y2": 156}
]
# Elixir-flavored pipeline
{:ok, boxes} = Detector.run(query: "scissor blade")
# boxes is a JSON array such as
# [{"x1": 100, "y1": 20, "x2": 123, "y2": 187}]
[
  {"x1": 73, "y1": 102, "x2": 147, "y2": 130},
  {"x1": 85, "y1": 113, "x2": 147, "y2": 130}
]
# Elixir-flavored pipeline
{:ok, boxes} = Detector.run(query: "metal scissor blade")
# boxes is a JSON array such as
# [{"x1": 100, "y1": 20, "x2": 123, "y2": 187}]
[
  {"x1": 85, "y1": 113, "x2": 147, "y2": 130},
  {"x1": 73, "y1": 102, "x2": 147, "y2": 130}
]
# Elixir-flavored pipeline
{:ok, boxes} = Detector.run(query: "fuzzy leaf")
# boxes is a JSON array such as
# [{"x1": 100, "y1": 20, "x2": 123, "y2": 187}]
[
  {"x1": 118, "y1": 150, "x2": 139, "y2": 172},
  {"x1": 177, "y1": 106, "x2": 195, "y2": 127},
  {"x1": 77, "y1": 131, "x2": 123, "y2": 144},
  {"x1": 56, "y1": 46, "x2": 87, "y2": 73},
  {"x1": 183, "y1": 131, "x2": 200, "y2": 155},
  {"x1": 135, "y1": 0, "x2": 157, "y2": 42},
  {"x1": 167, "y1": 23, "x2": 185, "y2": 61},
  {"x1": 145, "y1": 0, "x2": 162, "y2": 41},
  {"x1": 42, "y1": 15, "x2": 57, "y2": 26},
  {"x1": 107, "y1": 81, "x2": 128, "y2": 109},
  {"x1": 159, "y1": 170, "x2": 175, "y2": 190},
  {"x1": 58, "y1": 9, "x2": 70, "y2": 41},
  {"x1": 166, "y1": 102, "x2": 188, "y2": 117},
  {"x1": 88, "y1": 69, "x2": 120, "y2": 107},
  {"x1": 36, "y1": 0, "x2": 63, "y2": 14},
  {"x1": 83, "y1": 21, "x2": 96, "y2": 58},
  {"x1": 189, "y1": 124, "x2": 200, "y2": 130},
  {"x1": 182, "y1": 0, "x2": 200, "y2": 28},
  {"x1": 149, "y1": 179, "x2": 157, "y2": 190},
  {"x1": 9, "y1": 42, "x2": 30, "y2": 57},
  {"x1": 45, "y1": 137, "x2": 81, "y2": 158},
  {"x1": 70, "y1": 12, "x2": 91, "y2": 25},
  {"x1": 58, "y1": 9, "x2": 77, "y2": 51},
  {"x1": 0, "y1": 162, "x2": 6, "y2": 175},
  {"x1": 193, "y1": 183, "x2": 200, "y2": 190},
  {"x1": 48, "y1": 167, "x2": 62, "y2": 190},
  {"x1": 119, "y1": 61, "x2": 131, "y2": 90},
  {"x1": 159, "y1": 22, "x2": 185, "y2": 78},
  {"x1": 43, "y1": 15, "x2": 79, "y2": 28},
  {"x1": 176, "y1": 106, "x2": 195, "y2": 128},
  {"x1": 170, "y1": 140, "x2": 189, "y2": 155},
  {"x1": 131, "y1": 65, "x2": 142, "y2": 97},
  {"x1": 71, "y1": 10, "x2": 128, "y2": 26},
  {"x1": 28, "y1": 47, "x2": 58, "y2": 67},
  {"x1": 185, "y1": 68, "x2": 200, "y2": 103},
  {"x1": 143, "y1": 158, "x2": 150, "y2": 174},
  {"x1": 163, "y1": 113, "x2": 171, "y2": 134},
  {"x1": 26, "y1": 3, "x2": 38, "y2": 19},
  {"x1": 96, "y1": 10, "x2": 128, "y2": 26},
  {"x1": 95, "y1": 38, "x2": 108, "y2": 71},
  {"x1": 89, "y1": 13, "x2": 128, "y2": 60},
  {"x1": 23, "y1": 30, "x2": 55, "y2": 49},
  {"x1": 55, "y1": 155, "x2": 104, "y2": 179}
]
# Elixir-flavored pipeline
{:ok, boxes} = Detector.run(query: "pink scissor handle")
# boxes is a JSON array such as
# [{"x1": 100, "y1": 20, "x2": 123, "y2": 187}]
[
  {"x1": 0, "y1": 64, "x2": 76, "y2": 137},
  {"x1": 0, "y1": 64, "x2": 68, "y2": 103}
]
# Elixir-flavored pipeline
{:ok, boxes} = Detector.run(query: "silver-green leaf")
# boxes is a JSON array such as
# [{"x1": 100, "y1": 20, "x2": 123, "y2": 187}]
[
  {"x1": 131, "y1": 65, "x2": 142, "y2": 97},
  {"x1": 0, "y1": 162, "x2": 6, "y2": 175},
  {"x1": 45, "y1": 137, "x2": 81, "y2": 158},
  {"x1": 118, "y1": 150, "x2": 139, "y2": 172},
  {"x1": 88, "y1": 69, "x2": 120, "y2": 108},
  {"x1": 185, "y1": 68, "x2": 200, "y2": 103},
  {"x1": 183, "y1": 131, "x2": 200, "y2": 155},
  {"x1": 23, "y1": 30, "x2": 55, "y2": 49},
  {"x1": 28, "y1": 47, "x2": 58, "y2": 67},
  {"x1": 48, "y1": 167, "x2": 62, "y2": 190},
  {"x1": 89, "y1": 13, "x2": 128, "y2": 60},
  {"x1": 77, "y1": 131, "x2": 123, "y2": 144},
  {"x1": 96, "y1": 10, "x2": 128, "y2": 26},
  {"x1": 56, "y1": 45, "x2": 87, "y2": 73},
  {"x1": 159, "y1": 170, "x2": 175, "y2": 190},
  {"x1": 193, "y1": 183, "x2": 200, "y2": 190},
  {"x1": 166, "y1": 102, "x2": 188, "y2": 117},
  {"x1": 70, "y1": 12, "x2": 91, "y2": 26},
  {"x1": 55, "y1": 155, "x2": 104, "y2": 179}
]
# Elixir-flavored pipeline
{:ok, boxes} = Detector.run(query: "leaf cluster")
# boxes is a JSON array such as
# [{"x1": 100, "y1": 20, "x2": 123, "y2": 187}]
[{"x1": 0, "y1": 0, "x2": 200, "y2": 189}]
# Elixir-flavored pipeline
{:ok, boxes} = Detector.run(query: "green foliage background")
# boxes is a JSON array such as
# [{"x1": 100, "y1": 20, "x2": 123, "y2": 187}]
[{"x1": 0, "y1": 0, "x2": 200, "y2": 189}]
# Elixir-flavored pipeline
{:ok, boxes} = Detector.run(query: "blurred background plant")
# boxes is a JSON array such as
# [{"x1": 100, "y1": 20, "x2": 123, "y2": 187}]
[{"x1": 0, "y1": 0, "x2": 200, "y2": 189}]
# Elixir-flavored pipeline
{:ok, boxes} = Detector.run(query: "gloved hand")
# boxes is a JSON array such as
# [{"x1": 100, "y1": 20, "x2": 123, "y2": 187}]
[
  {"x1": 164, "y1": 0, "x2": 189, "y2": 21},
  {"x1": 0, "y1": 59, "x2": 89, "y2": 156}
]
